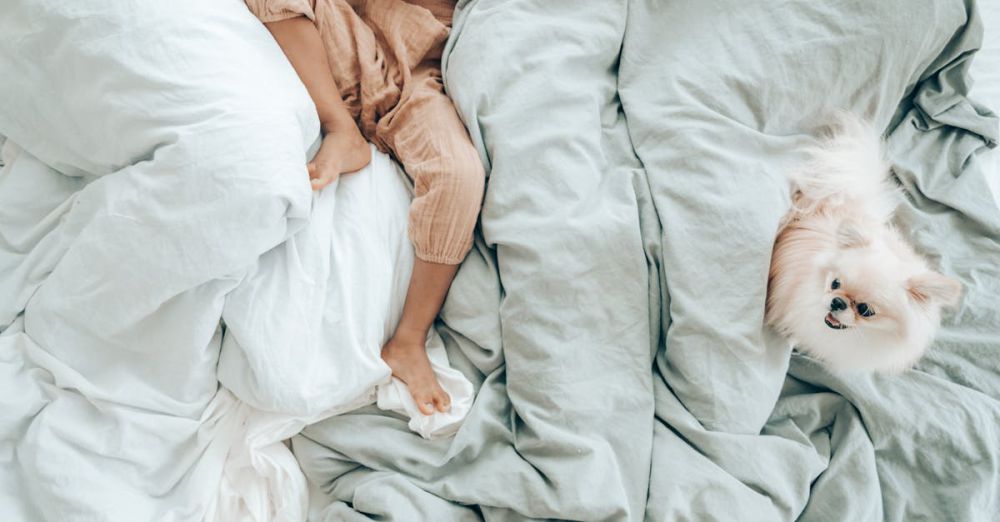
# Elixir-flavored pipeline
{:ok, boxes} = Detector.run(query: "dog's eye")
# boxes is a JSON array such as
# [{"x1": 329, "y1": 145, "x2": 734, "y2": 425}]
[
  {"x1": 856, "y1": 303, "x2": 875, "y2": 317},
  {"x1": 831, "y1": 278, "x2": 841, "y2": 290}
]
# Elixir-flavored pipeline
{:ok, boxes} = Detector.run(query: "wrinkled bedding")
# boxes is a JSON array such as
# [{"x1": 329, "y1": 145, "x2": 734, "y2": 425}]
[
  {"x1": 0, "y1": 0, "x2": 997, "y2": 521},
  {"x1": 973, "y1": 0, "x2": 1000, "y2": 111},
  {"x1": 291, "y1": 0, "x2": 1000, "y2": 520},
  {"x1": 0, "y1": 2, "x2": 471, "y2": 521}
]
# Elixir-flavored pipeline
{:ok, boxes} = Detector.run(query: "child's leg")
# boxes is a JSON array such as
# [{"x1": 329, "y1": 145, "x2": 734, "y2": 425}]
[
  {"x1": 263, "y1": 16, "x2": 370, "y2": 189},
  {"x1": 381, "y1": 260, "x2": 459, "y2": 415},
  {"x1": 380, "y1": 74, "x2": 486, "y2": 416}
]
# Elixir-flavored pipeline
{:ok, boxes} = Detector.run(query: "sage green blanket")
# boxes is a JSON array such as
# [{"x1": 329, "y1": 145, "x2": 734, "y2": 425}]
[{"x1": 293, "y1": 0, "x2": 1000, "y2": 519}]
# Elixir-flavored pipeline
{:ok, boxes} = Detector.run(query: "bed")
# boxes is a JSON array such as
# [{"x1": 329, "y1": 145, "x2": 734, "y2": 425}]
[
  {"x1": 1, "y1": 0, "x2": 998, "y2": 521},
  {"x1": 290, "y1": 0, "x2": 1000, "y2": 520}
]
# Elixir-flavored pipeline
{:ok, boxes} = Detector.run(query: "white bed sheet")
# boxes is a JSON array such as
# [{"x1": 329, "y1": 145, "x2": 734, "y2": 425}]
[{"x1": 0, "y1": 141, "x2": 472, "y2": 522}]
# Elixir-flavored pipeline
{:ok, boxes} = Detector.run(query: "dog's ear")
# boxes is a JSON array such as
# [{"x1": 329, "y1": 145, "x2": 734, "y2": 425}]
[
  {"x1": 836, "y1": 221, "x2": 870, "y2": 248},
  {"x1": 907, "y1": 271, "x2": 962, "y2": 306}
]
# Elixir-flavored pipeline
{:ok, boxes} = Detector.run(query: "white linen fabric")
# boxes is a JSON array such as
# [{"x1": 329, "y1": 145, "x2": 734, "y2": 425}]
[{"x1": 0, "y1": 1, "x2": 471, "y2": 520}]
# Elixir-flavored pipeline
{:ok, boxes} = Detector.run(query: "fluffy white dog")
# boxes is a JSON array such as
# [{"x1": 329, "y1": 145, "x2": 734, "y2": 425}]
[{"x1": 766, "y1": 115, "x2": 962, "y2": 373}]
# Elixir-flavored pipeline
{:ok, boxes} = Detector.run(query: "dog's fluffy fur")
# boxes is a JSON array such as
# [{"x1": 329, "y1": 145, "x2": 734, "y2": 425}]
[{"x1": 765, "y1": 115, "x2": 962, "y2": 373}]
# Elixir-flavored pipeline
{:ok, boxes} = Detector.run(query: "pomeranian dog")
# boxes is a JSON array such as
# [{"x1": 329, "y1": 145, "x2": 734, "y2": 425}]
[{"x1": 765, "y1": 115, "x2": 962, "y2": 373}]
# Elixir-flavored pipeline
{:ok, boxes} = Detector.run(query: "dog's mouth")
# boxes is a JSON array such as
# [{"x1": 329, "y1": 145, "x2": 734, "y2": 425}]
[{"x1": 824, "y1": 313, "x2": 847, "y2": 330}]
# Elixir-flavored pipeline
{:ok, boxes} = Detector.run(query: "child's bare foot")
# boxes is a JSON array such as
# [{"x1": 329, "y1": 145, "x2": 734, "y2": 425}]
[
  {"x1": 308, "y1": 124, "x2": 371, "y2": 190},
  {"x1": 381, "y1": 333, "x2": 451, "y2": 415}
]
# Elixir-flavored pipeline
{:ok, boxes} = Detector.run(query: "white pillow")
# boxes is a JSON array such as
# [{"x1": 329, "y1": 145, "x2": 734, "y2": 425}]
[{"x1": 0, "y1": 0, "x2": 318, "y2": 178}]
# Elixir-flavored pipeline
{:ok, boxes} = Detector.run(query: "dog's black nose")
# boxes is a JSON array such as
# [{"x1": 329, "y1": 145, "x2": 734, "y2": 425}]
[{"x1": 830, "y1": 297, "x2": 847, "y2": 312}]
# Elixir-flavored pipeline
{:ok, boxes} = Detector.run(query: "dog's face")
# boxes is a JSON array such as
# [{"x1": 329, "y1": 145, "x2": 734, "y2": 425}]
[
  {"x1": 819, "y1": 233, "x2": 907, "y2": 335},
  {"x1": 767, "y1": 113, "x2": 963, "y2": 373},
  {"x1": 783, "y1": 222, "x2": 962, "y2": 372}
]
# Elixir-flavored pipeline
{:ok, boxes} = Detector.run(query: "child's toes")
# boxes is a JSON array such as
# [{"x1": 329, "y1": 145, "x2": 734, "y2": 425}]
[
  {"x1": 434, "y1": 389, "x2": 452, "y2": 413},
  {"x1": 414, "y1": 390, "x2": 435, "y2": 415},
  {"x1": 310, "y1": 164, "x2": 339, "y2": 190}
]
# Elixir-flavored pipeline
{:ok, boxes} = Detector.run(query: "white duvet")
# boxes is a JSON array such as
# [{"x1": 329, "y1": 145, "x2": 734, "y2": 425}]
[{"x1": 0, "y1": 1, "x2": 471, "y2": 521}]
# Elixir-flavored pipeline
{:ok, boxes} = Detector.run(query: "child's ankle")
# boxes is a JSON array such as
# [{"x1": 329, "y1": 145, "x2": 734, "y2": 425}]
[
  {"x1": 392, "y1": 325, "x2": 427, "y2": 345},
  {"x1": 320, "y1": 113, "x2": 356, "y2": 136}
]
